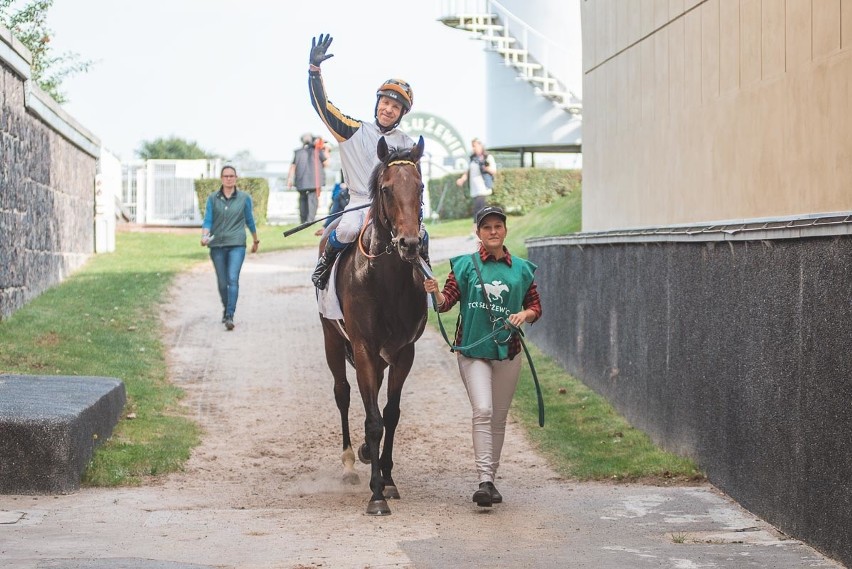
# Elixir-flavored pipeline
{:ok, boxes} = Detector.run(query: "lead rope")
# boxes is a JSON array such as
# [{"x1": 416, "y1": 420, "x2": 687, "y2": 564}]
[{"x1": 416, "y1": 258, "x2": 544, "y2": 427}]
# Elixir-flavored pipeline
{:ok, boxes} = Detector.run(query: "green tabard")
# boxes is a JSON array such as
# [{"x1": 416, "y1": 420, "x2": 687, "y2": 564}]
[{"x1": 449, "y1": 253, "x2": 536, "y2": 360}]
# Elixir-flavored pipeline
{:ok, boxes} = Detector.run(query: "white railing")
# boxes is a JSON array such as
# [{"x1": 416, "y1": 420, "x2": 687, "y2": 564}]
[{"x1": 438, "y1": 0, "x2": 581, "y2": 110}]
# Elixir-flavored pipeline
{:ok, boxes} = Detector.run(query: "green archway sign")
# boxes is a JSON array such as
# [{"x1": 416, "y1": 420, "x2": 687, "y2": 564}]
[{"x1": 399, "y1": 112, "x2": 469, "y2": 172}]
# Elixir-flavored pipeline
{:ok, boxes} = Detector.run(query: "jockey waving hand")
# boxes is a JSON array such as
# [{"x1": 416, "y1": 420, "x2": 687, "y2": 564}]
[{"x1": 308, "y1": 33, "x2": 421, "y2": 289}]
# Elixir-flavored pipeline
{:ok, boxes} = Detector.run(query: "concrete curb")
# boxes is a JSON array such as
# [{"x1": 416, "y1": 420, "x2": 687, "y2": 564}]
[{"x1": 0, "y1": 374, "x2": 126, "y2": 494}]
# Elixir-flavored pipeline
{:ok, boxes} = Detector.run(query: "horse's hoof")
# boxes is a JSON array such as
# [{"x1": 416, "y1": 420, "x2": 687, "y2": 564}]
[
  {"x1": 366, "y1": 499, "x2": 391, "y2": 516},
  {"x1": 342, "y1": 471, "x2": 360, "y2": 485},
  {"x1": 383, "y1": 485, "x2": 400, "y2": 500},
  {"x1": 358, "y1": 443, "x2": 371, "y2": 464}
]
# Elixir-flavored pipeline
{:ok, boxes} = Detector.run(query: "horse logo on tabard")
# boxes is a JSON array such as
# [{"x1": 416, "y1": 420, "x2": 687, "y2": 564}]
[{"x1": 476, "y1": 280, "x2": 509, "y2": 303}]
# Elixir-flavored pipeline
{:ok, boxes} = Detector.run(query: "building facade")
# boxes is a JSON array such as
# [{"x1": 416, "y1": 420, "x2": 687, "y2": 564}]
[{"x1": 582, "y1": 0, "x2": 852, "y2": 230}]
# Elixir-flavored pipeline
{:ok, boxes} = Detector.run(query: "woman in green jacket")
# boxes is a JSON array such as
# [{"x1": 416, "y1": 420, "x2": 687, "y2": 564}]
[
  {"x1": 201, "y1": 165, "x2": 259, "y2": 331},
  {"x1": 423, "y1": 206, "x2": 542, "y2": 507}
]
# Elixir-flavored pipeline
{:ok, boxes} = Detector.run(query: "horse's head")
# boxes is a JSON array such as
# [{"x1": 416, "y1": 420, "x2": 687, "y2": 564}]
[{"x1": 370, "y1": 135, "x2": 425, "y2": 263}]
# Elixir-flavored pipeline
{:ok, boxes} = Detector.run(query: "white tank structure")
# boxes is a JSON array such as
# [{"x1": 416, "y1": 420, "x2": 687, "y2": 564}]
[{"x1": 438, "y1": 0, "x2": 582, "y2": 162}]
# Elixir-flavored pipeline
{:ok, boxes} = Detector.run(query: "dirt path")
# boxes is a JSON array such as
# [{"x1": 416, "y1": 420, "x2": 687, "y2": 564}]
[{"x1": 0, "y1": 242, "x2": 841, "y2": 568}]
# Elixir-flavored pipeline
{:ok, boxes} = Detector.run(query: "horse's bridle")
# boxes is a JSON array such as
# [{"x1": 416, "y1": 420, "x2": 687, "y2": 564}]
[{"x1": 358, "y1": 159, "x2": 421, "y2": 260}]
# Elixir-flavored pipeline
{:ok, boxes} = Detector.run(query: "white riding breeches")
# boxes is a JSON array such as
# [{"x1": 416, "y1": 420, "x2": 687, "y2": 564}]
[
  {"x1": 456, "y1": 353, "x2": 522, "y2": 484},
  {"x1": 332, "y1": 197, "x2": 369, "y2": 245}
]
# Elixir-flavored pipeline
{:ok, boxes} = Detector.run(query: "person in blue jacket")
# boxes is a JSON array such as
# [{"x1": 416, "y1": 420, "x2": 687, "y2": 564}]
[{"x1": 200, "y1": 165, "x2": 259, "y2": 330}]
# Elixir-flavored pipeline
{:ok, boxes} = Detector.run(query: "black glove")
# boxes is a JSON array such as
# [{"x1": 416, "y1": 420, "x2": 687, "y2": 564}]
[{"x1": 310, "y1": 34, "x2": 334, "y2": 67}]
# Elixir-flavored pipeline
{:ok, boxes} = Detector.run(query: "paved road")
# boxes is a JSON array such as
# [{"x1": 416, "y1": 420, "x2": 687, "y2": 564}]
[{"x1": 0, "y1": 238, "x2": 842, "y2": 569}]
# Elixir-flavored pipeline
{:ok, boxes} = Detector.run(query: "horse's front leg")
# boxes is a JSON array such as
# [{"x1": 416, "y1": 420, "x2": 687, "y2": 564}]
[
  {"x1": 380, "y1": 343, "x2": 414, "y2": 501},
  {"x1": 354, "y1": 352, "x2": 390, "y2": 515},
  {"x1": 321, "y1": 318, "x2": 358, "y2": 485}
]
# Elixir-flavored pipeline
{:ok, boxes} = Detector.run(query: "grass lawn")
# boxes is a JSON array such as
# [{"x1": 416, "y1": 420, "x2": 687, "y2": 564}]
[{"x1": 0, "y1": 195, "x2": 702, "y2": 485}]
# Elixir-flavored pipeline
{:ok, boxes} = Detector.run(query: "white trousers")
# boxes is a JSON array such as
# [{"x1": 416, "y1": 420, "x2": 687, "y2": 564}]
[
  {"x1": 333, "y1": 197, "x2": 369, "y2": 244},
  {"x1": 457, "y1": 353, "x2": 522, "y2": 484}
]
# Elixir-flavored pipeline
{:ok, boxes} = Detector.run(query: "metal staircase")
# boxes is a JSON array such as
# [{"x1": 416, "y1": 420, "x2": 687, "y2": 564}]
[{"x1": 439, "y1": 0, "x2": 582, "y2": 115}]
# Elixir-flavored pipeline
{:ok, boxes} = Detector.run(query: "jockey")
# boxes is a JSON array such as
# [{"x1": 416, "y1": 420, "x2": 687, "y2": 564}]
[{"x1": 308, "y1": 33, "x2": 423, "y2": 290}]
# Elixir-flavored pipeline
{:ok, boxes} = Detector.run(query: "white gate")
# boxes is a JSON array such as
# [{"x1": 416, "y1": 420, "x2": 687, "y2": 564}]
[{"x1": 142, "y1": 159, "x2": 211, "y2": 225}]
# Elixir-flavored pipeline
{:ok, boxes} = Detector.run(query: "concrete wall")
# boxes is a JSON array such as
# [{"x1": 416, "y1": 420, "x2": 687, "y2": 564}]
[
  {"x1": 526, "y1": 229, "x2": 852, "y2": 566},
  {"x1": 581, "y1": 0, "x2": 852, "y2": 230},
  {"x1": 0, "y1": 25, "x2": 100, "y2": 320}
]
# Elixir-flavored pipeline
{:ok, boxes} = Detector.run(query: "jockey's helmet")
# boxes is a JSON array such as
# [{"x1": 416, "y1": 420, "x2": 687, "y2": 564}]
[{"x1": 376, "y1": 78, "x2": 413, "y2": 113}]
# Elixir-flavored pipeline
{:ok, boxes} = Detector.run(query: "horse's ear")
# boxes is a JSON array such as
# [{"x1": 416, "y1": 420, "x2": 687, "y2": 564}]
[
  {"x1": 410, "y1": 136, "x2": 425, "y2": 162},
  {"x1": 377, "y1": 136, "x2": 389, "y2": 161}
]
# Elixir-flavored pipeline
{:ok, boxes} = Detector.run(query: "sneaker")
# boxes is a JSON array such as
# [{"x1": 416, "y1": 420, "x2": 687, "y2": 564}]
[
  {"x1": 224, "y1": 317, "x2": 234, "y2": 331},
  {"x1": 472, "y1": 482, "x2": 493, "y2": 507}
]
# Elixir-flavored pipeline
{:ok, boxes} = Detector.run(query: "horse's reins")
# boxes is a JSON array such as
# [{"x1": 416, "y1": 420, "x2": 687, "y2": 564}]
[{"x1": 415, "y1": 258, "x2": 545, "y2": 428}]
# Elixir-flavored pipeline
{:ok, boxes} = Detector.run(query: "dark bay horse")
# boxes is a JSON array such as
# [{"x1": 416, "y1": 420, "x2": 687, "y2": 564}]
[{"x1": 319, "y1": 135, "x2": 427, "y2": 515}]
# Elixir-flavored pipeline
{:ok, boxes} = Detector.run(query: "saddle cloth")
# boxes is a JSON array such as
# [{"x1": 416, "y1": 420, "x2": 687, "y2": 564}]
[
  {"x1": 317, "y1": 259, "x2": 344, "y2": 320},
  {"x1": 316, "y1": 247, "x2": 433, "y2": 321}
]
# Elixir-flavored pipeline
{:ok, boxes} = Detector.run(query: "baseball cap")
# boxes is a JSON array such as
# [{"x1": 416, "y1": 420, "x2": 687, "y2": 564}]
[{"x1": 475, "y1": 206, "x2": 507, "y2": 228}]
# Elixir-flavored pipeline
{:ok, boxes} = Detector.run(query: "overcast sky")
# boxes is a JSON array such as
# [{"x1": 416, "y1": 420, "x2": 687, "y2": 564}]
[{"x1": 44, "y1": 0, "x2": 487, "y2": 162}]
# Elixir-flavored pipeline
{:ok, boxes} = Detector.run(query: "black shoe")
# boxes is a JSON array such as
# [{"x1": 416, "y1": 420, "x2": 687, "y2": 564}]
[
  {"x1": 224, "y1": 317, "x2": 234, "y2": 331},
  {"x1": 312, "y1": 242, "x2": 343, "y2": 290},
  {"x1": 221, "y1": 310, "x2": 227, "y2": 323},
  {"x1": 472, "y1": 482, "x2": 493, "y2": 507},
  {"x1": 486, "y1": 481, "x2": 502, "y2": 503}
]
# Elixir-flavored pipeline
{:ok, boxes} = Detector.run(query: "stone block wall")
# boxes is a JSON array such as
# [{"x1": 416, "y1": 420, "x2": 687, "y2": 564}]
[{"x1": 0, "y1": 29, "x2": 99, "y2": 320}]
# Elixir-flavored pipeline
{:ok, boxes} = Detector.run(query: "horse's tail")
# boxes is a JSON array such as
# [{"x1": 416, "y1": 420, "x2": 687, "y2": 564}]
[{"x1": 344, "y1": 340, "x2": 355, "y2": 367}]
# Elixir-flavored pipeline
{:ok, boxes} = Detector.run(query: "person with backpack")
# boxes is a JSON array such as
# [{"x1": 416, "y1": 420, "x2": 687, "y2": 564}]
[
  {"x1": 288, "y1": 133, "x2": 328, "y2": 224},
  {"x1": 456, "y1": 138, "x2": 497, "y2": 235}
]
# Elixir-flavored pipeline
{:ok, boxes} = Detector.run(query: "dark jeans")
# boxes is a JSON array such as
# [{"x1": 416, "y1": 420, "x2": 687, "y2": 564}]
[{"x1": 209, "y1": 246, "x2": 246, "y2": 317}]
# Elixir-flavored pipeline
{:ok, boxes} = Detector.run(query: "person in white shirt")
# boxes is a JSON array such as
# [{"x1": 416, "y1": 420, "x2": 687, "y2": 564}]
[{"x1": 456, "y1": 138, "x2": 497, "y2": 235}]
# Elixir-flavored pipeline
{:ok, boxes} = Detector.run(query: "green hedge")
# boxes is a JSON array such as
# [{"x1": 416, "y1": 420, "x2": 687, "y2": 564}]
[
  {"x1": 428, "y1": 168, "x2": 582, "y2": 221},
  {"x1": 195, "y1": 178, "x2": 270, "y2": 226}
]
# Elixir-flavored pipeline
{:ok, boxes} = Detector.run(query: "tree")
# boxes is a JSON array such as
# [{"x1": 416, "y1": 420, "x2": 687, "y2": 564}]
[
  {"x1": 0, "y1": 0, "x2": 92, "y2": 104},
  {"x1": 136, "y1": 137, "x2": 214, "y2": 160}
]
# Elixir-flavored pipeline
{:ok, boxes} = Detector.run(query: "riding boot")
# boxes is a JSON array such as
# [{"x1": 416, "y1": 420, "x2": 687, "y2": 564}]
[{"x1": 312, "y1": 241, "x2": 344, "y2": 290}]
